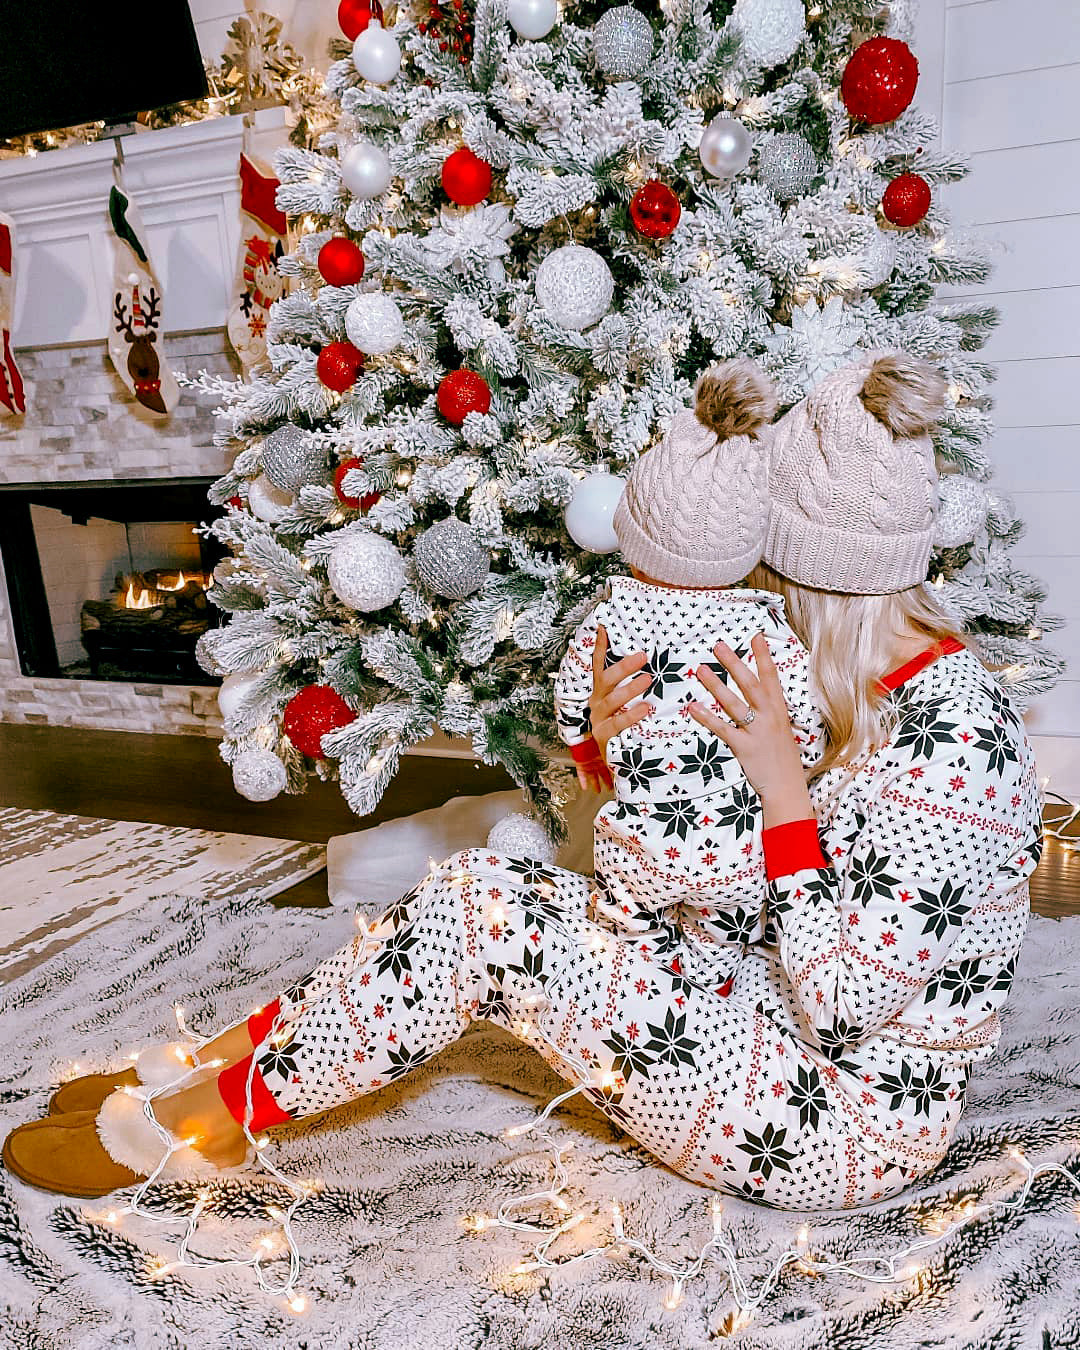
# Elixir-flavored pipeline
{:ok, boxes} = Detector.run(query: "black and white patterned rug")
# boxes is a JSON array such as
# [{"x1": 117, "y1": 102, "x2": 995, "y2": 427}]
[{"x1": 0, "y1": 888, "x2": 1077, "y2": 1349}]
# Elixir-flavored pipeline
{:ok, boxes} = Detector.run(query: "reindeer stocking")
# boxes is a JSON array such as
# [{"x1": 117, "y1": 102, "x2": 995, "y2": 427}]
[
  {"x1": 0, "y1": 211, "x2": 26, "y2": 417},
  {"x1": 106, "y1": 179, "x2": 179, "y2": 416},
  {"x1": 226, "y1": 153, "x2": 288, "y2": 370}
]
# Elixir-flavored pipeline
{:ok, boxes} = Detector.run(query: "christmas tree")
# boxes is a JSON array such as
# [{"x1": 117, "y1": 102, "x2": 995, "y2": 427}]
[{"x1": 196, "y1": 0, "x2": 1063, "y2": 839}]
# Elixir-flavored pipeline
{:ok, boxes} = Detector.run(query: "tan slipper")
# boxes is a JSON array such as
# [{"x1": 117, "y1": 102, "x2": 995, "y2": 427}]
[
  {"x1": 3, "y1": 1109, "x2": 141, "y2": 1198},
  {"x1": 48, "y1": 1043, "x2": 195, "y2": 1116}
]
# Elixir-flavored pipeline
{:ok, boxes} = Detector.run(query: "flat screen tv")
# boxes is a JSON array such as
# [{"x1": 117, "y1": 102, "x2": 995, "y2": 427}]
[{"x1": 0, "y1": 1, "x2": 209, "y2": 139}]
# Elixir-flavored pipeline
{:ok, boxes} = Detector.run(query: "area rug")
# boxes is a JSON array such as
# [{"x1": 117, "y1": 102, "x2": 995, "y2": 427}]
[
  {"x1": 0, "y1": 889, "x2": 1077, "y2": 1349},
  {"x1": 0, "y1": 808, "x2": 326, "y2": 983}
]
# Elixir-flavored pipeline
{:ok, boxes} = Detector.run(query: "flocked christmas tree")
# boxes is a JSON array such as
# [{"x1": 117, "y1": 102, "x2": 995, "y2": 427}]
[{"x1": 194, "y1": 0, "x2": 1063, "y2": 840}]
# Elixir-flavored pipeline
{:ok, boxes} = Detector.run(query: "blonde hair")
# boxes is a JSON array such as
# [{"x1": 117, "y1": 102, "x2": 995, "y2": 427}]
[{"x1": 746, "y1": 563, "x2": 965, "y2": 777}]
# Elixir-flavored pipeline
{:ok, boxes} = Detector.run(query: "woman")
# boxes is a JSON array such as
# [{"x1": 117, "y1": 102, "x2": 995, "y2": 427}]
[{"x1": 4, "y1": 355, "x2": 1042, "y2": 1210}]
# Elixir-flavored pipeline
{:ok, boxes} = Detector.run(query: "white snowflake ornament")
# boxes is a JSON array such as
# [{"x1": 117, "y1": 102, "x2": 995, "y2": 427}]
[
  {"x1": 422, "y1": 204, "x2": 519, "y2": 284},
  {"x1": 764, "y1": 297, "x2": 867, "y2": 391}
]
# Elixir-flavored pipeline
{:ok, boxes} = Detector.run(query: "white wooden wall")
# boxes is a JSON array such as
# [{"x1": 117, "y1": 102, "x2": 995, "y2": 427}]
[{"x1": 918, "y1": 0, "x2": 1080, "y2": 793}]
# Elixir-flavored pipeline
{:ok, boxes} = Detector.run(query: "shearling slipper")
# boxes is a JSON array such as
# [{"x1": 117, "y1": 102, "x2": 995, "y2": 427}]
[
  {"x1": 94, "y1": 1087, "x2": 223, "y2": 1182},
  {"x1": 49, "y1": 1042, "x2": 196, "y2": 1117},
  {"x1": 3, "y1": 1109, "x2": 141, "y2": 1198}
]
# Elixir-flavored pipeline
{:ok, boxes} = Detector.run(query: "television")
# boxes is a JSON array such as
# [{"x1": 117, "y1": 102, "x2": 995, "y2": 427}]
[{"x1": 0, "y1": 1, "x2": 209, "y2": 139}]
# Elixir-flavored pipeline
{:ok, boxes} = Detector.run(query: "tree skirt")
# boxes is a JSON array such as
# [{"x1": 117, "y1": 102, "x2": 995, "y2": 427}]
[{"x1": 1, "y1": 888, "x2": 1078, "y2": 1348}]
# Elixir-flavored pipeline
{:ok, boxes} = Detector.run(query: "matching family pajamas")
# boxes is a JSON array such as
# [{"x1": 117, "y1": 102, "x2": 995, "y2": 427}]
[{"x1": 218, "y1": 641, "x2": 1042, "y2": 1211}]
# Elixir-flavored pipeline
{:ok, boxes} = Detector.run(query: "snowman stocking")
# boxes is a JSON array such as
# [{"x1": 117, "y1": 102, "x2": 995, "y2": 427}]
[
  {"x1": 226, "y1": 152, "x2": 288, "y2": 371},
  {"x1": 0, "y1": 212, "x2": 26, "y2": 417},
  {"x1": 107, "y1": 177, "x2": 179, "y2": 416}
]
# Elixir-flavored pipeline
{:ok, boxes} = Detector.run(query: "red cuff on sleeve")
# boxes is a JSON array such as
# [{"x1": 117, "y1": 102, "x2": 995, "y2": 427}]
[
  {"x1": 246, "y1": 998, "x2": 281, "y2": 1046},
  {"x1": 762, "y1": 818, "x2": 828, "y2": 881},
  {"x1": 217, "y1": 1051, "x2": 294, "y2": 1131},
  {"x1": 570, "y1": 737, "x2": 614, "y2": 789}
]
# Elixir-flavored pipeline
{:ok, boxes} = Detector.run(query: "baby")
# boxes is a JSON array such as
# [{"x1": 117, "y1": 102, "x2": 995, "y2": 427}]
[{"x1": 555, "y1": 359, "x2": 824, "y2": 956}]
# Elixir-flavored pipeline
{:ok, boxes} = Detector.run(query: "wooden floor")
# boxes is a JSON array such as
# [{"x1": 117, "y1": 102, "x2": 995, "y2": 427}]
[{"x1": 1, "y1": 723, "x2": 1078, "y2": 918}]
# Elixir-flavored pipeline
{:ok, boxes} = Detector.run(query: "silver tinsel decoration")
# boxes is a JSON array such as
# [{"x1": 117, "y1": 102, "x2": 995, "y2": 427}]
[
  {"x1": 732, "y1": 0, "x2": 806, "y2": 67},
  {"x1": 757, "y1": 132, "x2": 817, "y2": 199},
  {"x1": 262, "y1": 425, "x2": 328, "y2": 493},
  {"x1": 232, "y1": 748, "x2": 288, "y2": 802},
  {"x1": 935, "y1": 475, "x2": 989, "y2": 550},
  {"x1": 592, "y1": 5, "x2": 654, "y2": 78},
  {"x1": 535, "y1": 243, "x2": 614, "y2": 331},
  {"x1": 487, "y1": 813, "x2": 557, "y2": 865},
  {"x1": 414, "y1": 518, "x2": 490, "y2": 600},
  {"x1": 327, "y1": 529, "x2": 407, "y2": 611}
]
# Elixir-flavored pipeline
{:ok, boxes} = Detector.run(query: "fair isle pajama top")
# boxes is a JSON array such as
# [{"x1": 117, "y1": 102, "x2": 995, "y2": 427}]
[
  {"x1": 219, "y1": 641, "x2": 1042, "y2": 1210},
  {"x1": 552, "y1": 579, "x2": 825, "y2": 950}
]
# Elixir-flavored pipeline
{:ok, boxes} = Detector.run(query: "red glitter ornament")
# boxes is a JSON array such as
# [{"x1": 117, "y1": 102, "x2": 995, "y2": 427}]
[
  {"x1": 629, "y1": 180, "x2": 681, "y2": 239},
  {"x1": 437, "y1": 369, "x2": 491, "y2": 424},
  {"x1": 441, "y1": 147, "x2": 492, "y2": 206},
  {"x1": 317, "y1": 341, "x2": 365, "y2": 392},
  {"x1": 338, "y1": 0, "x2": 383, "y2": 41},
  {"x1": 282, "y1": 685, "x2": 356, "y2": 759},
  {"x1": 227, "y1": 495, "x2": 244, "y2": 509},
  {"x1": 333, "y1": 457, "x2": 381, "y2": 512},
  {"x1": 882, "y1": 172, "x2": 932, "y2": 227},
  {"x1": 841, "y1": 37, "x2": 919, "y2": 124},
  {"x1": 318, "y1": 236, "x2": 366, "y2": 287}
]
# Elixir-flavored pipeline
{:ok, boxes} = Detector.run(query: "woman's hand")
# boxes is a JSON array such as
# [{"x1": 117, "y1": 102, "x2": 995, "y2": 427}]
[
  {"x1": 689, "y1": 634, "x2": 813, "y2": 829},
  {"x1": 588, "y1": 624, "x2": 654, "y2": 764}
]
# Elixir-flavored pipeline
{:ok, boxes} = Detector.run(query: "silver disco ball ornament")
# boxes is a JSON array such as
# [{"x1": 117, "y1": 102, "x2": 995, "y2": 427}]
[
  {"x1": 487, "y1": 812, "x2": 557, "y2": 865},
  {"x1": 327, "y1": 529, "x2": 407, "y2": 611},
  {"x1": 535, "y1": 244, "x2": 614, "y2": 331},
  {"x1": 732, "y1": 0, "x2": 806, "y2": 67},
  {"x1": 698, "y1": 114, "x2": 752, "y2": 179},
  {"x1": 757, "y1": 132, "x2": 817, "y2": 199},
  {"x1": 935, "y1": 475, "x2": 989, "y2": 550},
  {"x1": 414, "y1": 517, "x2": 490, "y2": 600},
  {"x1": 262, "y1": 425, "x2": 328, "y2": 493},
  {"x1": 592, "y1": 6, "x2": 654, "y2": 78},
  {"x1": 345, "y1": 291, "x2": 405, "y2": 355},
  {"x1": 232, "y1": 748, "x2": 288, "y2": 802}
]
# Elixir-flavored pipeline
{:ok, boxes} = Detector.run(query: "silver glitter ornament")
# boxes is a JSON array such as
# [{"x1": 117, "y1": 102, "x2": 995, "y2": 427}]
[
  {"x1": 592, "y1": 6, "x2": 654, "y2": 78},
  {"x1": 328, "y1": 529, "x2": 407, "y2": 611},
  {"x1": 247, "y1": 473, "x2": 293, "y2": 523},
  {"x1": 232, "y1": 748, "x2": 288, "y2": 802},
  {"x1": 757, "y1": 132, "x2": 817, "y2": 199},
  {"x1": 935, "y1": 475, "x2": 989, "y2": 550},
  {"x1": 698, "y1": 114, "x2": 752, "y2": 179},
  {"x1": 535, "y1": 243, "x2": 614, "y2": 331},
  {"x1": 345, "y1": 291, "x2": 405, "y2": 355},
  {"x1": 414, "y1": 517, "x2": 490, "y2": 600},
  {"x1": 487, "y1": 812, "x2": 557, "y2": 865},
  {"x1": 195, "y1": 631, "x2": 224, "y2": 676},
  {"x1": 262, "y1": 425, "x2": 328, "y2": 493},
  {"x1": 731, "y1": 0, "x2": 806, "y2": 67}
]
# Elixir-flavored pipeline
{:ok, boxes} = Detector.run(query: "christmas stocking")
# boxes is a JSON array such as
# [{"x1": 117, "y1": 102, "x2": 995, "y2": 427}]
[
  {"x1": 0, "y1": 211, "x2": 26, "y2": 417},
  {"x1": 226, "y1": 152, "x2": 288, "y2": 371},
  {"x1": 106, "y1": 177, "x2": 180, "y2": 416}
]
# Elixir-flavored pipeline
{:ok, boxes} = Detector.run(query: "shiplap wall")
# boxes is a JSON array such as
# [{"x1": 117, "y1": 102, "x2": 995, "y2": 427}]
[{"x1": 923, "y1": 0, "x2": 1080, "y2": 792}]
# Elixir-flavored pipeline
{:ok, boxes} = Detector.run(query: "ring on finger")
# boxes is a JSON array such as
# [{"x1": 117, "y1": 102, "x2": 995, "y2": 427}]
[{"x1": 734, "y1": 706, "x2": 755, "y2": 728}]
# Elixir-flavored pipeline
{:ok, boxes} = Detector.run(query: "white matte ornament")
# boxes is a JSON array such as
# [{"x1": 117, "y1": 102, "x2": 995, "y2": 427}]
[
  {"x1": 327, "y1": 529, "x2": 407, "y2": 612},
  {"x1": 262, "y1": 425, "x2": 328, "y2": 493},
  {"x1": 340, "y1": 141, "x2": 392, "y2": 199},
  {"x1": 487, "y1": 812, "x2": 557, "y2": 865},
  {"x1": 935, "y1": 475, "x2": 989, "y2": 550},
  {"x1": 217, "y1": 671, "x2": 263, "y2": 723},
  {"x1": 564, "y1": 471, "x2": 624, "y2": 554},
  {"x1": 345, "y1": 292, "x2": 405, "y2": 355},
  {"x1": 698, "y1": 115, "x2": 752, "y2": 179},
  {"x1": 732, "y1": 0, "x2": 806, "y2": 67},
  {"x1": 232, "y1": 748, "x2": 288, "y2": 802},
  {"x1": 592, "y1": 6, "x2": 654, "y2": 77},
  {"x1": 414, "y1": 518, "x2": 490, "y2": 600},
  {"x1": 535, "y1": 244, "x2": 613, "y2": 331},
  {"x1": 247, "y1": 474, "x2": 293, "y2": 523},
  {"x1": 351, "y1": 24, "x2": 401, "y2": 83},
  {"x1": 757, "y1": 132, "x2": 817, "y2": 199},
  {"x1": 508, "y1": 0, "x2": 558, "y2": 40}
]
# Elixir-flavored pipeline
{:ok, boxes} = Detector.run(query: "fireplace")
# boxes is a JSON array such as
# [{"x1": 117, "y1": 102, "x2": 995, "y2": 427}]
[{"x1": 0, "y1": 478, "x2": 226, "y2": 686}]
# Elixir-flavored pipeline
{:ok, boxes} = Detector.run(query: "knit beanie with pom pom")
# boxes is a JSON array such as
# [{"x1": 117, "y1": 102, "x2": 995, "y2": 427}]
[
  {"x1": 613, "y1": 358, "x2": 777, "y2": 587},
  {"x1": 764, "y1": 351, "x2": 946, "y2": 595}
]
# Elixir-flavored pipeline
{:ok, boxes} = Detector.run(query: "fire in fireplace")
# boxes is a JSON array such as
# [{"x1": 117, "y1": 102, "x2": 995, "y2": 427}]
[{"x1": 82, "y1": 566, "x2": 214, "y2": 681}]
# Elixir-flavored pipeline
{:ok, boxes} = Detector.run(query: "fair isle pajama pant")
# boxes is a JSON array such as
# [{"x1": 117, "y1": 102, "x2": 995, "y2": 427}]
[{"x1": 218, "y1": 850, "x2": 911, "y2": 1210}]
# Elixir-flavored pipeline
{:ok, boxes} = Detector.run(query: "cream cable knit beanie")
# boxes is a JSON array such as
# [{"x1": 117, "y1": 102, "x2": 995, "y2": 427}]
[
  {"x1": 764, "y1": 352, "x2": 946, "y2": 595},
  {"x1": 613, "y1": 359, "x2": 777, "y2": 587}
]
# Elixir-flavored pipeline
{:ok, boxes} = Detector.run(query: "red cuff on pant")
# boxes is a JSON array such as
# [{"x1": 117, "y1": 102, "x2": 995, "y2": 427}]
[
  {"x1": 762, "y1": 818, "x2": 829, "y2": 881},
  {"x1": 217, "y1": 1052, "x2": 293, "y2": 1131},
  {"x1": 570, "y1": 737, "x2": 614, "y2": 789},
  {"x1": 246, "y1": 998, "x2": 281, "y2": 1046}
]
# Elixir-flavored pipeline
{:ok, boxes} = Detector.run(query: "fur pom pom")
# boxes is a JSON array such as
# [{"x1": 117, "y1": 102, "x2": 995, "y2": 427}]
[
  {"x1": 694, "y1": 358, "x2": 778, "y2": 441},
  {"x1": 859, "y1": 353, "x2": 946, "y2": 438}
]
